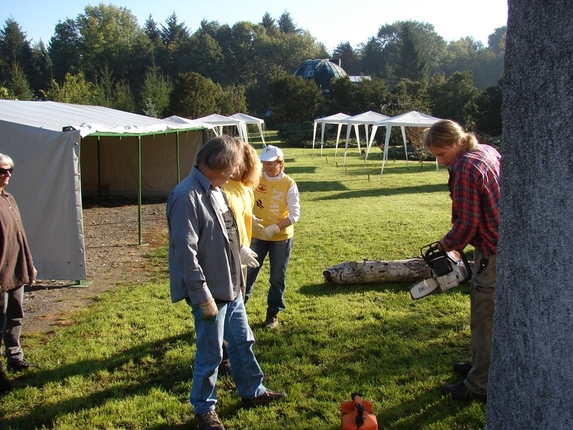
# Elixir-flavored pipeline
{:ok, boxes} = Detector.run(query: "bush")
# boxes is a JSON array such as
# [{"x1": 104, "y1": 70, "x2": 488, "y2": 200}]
[{"x1": 276, "y1": 122, "x2": 314, "y2": 147}]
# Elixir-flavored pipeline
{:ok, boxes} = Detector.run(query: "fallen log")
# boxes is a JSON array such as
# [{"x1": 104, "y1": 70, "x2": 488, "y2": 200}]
[
  {"x1": 324, "y1": 258, "x2": 475, "y2": 285},
  {"x1": 323, "y1": 259, "x2": 430, "y2": 284}
]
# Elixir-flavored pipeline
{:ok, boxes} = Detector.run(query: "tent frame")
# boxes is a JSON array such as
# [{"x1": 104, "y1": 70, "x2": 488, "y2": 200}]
[{"x1": 86, "y1": 127, "x2": 206, "y2": 245}]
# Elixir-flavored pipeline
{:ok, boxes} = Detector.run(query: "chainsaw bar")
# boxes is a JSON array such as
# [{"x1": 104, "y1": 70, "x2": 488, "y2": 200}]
[{"x1": 410, "y1": 277, "x2": 440, "y2": 299}]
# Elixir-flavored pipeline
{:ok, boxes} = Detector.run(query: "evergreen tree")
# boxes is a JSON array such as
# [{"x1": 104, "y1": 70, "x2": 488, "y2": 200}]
[
  {"x1": 278, "y1": 11, "x2": 297, "y2": 34},
  {"x1": 261, "y1": 12, "x2": 277, "y2": 31},
  {"x1": 7, "y1": 62, "x2": 33, "y2": 100},
  {"x1": 140, "y1": 65, "x2": 172, "y2": 117},
  {"x1": 333, "y1": 42, "x2": 360, "y2": 75},
  {"x1": 0, "y1": 18, "x2": 33, "y2": 86},
  {"x1": 48, "y1": 19, "x2": 81, "y2": 83},
  {"x1": 161, "y1": 12, "x2": 190, "y2": 45}
]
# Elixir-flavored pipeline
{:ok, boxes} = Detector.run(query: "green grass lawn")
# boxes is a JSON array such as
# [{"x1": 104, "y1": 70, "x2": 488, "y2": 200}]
[{"x1": 0, "y1": 133, "x2": 486, "y2": 429}]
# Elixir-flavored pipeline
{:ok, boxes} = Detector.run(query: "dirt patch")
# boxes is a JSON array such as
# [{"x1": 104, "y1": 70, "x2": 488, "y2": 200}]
[{"x1": 23, "y1": 196, "x2": 169, "y2": 334}]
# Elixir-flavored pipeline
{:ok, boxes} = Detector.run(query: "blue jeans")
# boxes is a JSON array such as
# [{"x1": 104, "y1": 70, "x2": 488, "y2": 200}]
[
  {"x1": 189, "y1": 293, "x2": 266, "y2": 414},
  {"x1": 246, "y1": 237, "x2": 293, "y2": 312}
]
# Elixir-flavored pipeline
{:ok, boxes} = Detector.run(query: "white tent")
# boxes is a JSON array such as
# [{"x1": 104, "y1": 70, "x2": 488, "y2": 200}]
[
  {"x1": 230, "y1": 113, "x2": 266, "y2": 146},
  {"x1": 0, "y1": 100, "x2": 205, "y2": 281},
  {"x1": 366, "y1": 111, "x2": 442, "y2": 176},
  {"x1": 312, "y1": 113, "x2": 351, "y2": 156},
  {"x1": 194, "y1": 113, "x2": 248, "y2": 143},
  {"x1": 163, "y1": 115, "x2": 213, "y2": 130},
  {"x1": 342, "y1": 111, "x2": 390, "y2": 164}
]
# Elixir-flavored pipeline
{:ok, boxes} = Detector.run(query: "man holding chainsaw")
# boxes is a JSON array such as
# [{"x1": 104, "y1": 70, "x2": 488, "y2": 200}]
[{"x1": 424, "y1": 119, "x2": 500, "y2": 402}]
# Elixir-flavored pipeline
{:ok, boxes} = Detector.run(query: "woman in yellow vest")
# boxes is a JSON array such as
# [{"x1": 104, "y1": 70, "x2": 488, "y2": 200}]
[
  {"x1": 245, "y1": 145, "x2": 300, "y2": 329},
  {"x1": 222, "y1": 141, "x2": 261, "y2": 282},
  {"x1": 220, "y1": 141, "x2": 261, "y2": 375}
]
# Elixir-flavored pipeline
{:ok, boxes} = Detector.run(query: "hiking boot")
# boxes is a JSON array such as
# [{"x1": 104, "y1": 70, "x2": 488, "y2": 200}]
[
  {"x1": 218, "y1": 359, "x2": 231, "y2": 377},
  {"x1": 195, "y1": 410, "x2": 225, "y2": 430},
  {"x1": 218, "y1": 341, "x2": 231, "y2": 376},
  {"x1": 7, "y1": 359, "x2": 31, "y2": 372},
  {"x1": 241, "y1": 388, "x2": 287, "y2": 409},
  {"x1": 453, "y1": 361, "x2": 472, "y2": 376},
  {"x1": 264, "y1": 309, "x2": 279, "y2": 329},
  {"x1": 0, "y1": 366, "x2": 12, "y2": 393},
  {"x1": 441, "y1": 382, "x2": 486, "y2": 401}
]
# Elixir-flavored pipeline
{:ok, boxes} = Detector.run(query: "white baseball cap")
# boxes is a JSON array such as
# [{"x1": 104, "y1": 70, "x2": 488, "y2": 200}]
[{"x1": 260, "y1": 145, "x2": 284, "y2": 162}]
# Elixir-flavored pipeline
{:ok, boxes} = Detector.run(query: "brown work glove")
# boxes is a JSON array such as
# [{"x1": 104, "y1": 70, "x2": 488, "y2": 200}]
[{"x1": 198, "y1": 297, "x2": 218, "y2": 323}]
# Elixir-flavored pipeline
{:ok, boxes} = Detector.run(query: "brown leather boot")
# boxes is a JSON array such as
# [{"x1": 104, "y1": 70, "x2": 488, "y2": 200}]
[
  {"x1": 264, "y1": 309, "x2": 279, "y2": 329},
  {"x1": 0, "y1": 364, "x2": 12, "y2": 393}
]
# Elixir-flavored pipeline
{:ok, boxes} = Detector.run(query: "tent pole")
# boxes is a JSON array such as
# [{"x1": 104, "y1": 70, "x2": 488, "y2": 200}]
[
  {"x1": 138, "y1": 135, "x2": 143, "y2": 245},
  {"x1": 176, "y1": 131, "x2": 181, "y2": 183},
  {"x1": 97, "y1": 136, "x2": 102, "y2": 192}
]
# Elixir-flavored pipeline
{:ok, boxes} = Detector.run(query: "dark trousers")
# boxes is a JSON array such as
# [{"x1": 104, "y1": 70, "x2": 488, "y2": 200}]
[
  {"x1": 1, "y1": 285, "x2": 25, "y2": 363},
  {"x1": 465, "y1": 250, "x2": 497, "y2": 395}
]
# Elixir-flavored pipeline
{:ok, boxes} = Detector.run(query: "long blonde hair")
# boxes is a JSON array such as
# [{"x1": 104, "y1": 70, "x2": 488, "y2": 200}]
[
  {"x1": 239, "y1": 142, "x2": 261, "y2": 189},
  {"x1": 424, "y1": 120, "x2": 478, "y2": 151}
]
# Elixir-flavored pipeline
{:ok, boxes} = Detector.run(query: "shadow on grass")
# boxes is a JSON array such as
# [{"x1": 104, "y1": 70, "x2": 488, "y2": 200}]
[
  {"x1": 284, "y1": 165, "x2": 317, "y2": 175},
  {"x1": 298, "y1": 281, "x2": 410, "y2": 297},
  {"x1": 311, "y1": 183, "x2": 447, "y2": 201},
  {"x1": 4, "y1": 332, "x2": 196, "y2": 429},
  {"x1": 296, "y1": 180, "x2": 349, "y2": 193}
]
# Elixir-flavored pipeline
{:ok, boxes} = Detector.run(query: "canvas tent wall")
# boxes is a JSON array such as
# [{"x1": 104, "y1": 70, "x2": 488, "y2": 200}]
[
  {"x1": 230, "y1": 113, "x2": 266, "y2": 146},
  {"x1": 0, "y1": 100, "x2": 205, "y2": 281},
  {"x1": 366, "y1": 111, "x2": 442, "y2": 176},
  {"x1": 312, "y1": 113, "x2": 351, "y2": 156}
]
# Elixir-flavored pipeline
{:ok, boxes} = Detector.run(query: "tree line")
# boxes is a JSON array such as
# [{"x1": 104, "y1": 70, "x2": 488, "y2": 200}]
[{"x1": 0, "y1": 4, "x2": 505, "y2": 137}]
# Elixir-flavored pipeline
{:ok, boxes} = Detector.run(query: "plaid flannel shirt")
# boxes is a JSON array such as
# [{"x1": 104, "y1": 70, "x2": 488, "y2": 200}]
[{"x1": 443, "y1": 144, "x2": 501, "y2": 256}]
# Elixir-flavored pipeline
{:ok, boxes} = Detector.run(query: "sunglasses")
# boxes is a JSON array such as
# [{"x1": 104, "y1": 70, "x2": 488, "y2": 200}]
[{"x1": 0, "y1": 168, "x2": 13, "y2": 175}]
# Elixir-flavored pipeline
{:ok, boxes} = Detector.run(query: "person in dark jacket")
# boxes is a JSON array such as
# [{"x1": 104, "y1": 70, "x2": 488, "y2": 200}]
[{"x1": 0, "y1": 153, "x2": 36, "y2": 393}]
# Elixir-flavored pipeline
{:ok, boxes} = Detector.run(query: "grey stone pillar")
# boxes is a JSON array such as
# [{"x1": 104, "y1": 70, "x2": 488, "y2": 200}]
[{"x1": 487, "y1": 0, "x2": 573, "y2": 428}]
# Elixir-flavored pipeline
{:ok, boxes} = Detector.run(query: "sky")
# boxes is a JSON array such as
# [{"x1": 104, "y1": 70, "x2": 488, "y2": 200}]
[{"x1": 0, "y1": 0, "x2": 508, "y2": 52}]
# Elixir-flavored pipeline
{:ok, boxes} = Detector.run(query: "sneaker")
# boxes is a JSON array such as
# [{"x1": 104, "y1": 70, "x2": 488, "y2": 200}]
[
  {"x1": 453, "y1": 361, "x2": 472, "y2": 376},
  {"x1": 0, "y1": 368, "x2": 12, "y2": 393},
  {"x1": 264, "y1": 309, "x2": 279, "y2": 329},
  {"x1": 7, "y1": 359, "x2": 31, "y2": 372},
  {"x1": 195, "y1": 410, "x2": 225, "y2": 430},
  {"x1": 441, "y1": 383, "x2": 487, "y2": 401},
  {"x1": 241, "y1": 388, "x2": 287, "y2": 409}
]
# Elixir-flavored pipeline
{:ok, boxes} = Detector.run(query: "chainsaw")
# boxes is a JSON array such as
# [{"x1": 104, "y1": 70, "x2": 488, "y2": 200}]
[{"x1": 409, "y1": 242, "x2": 472, "y2": 299}]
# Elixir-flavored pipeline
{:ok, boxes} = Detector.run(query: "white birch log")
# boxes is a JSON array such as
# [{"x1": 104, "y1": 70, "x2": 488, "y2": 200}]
[{"x1": 323, "y1": 258, "x2": 430, "y2": 284}]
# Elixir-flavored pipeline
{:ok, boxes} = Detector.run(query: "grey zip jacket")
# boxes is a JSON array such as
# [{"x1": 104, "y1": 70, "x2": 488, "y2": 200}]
[{"x1": 166, "y1": 167, "x2": 238, "y2": 305}]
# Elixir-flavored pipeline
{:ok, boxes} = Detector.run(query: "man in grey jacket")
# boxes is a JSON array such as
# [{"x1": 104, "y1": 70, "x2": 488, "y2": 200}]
[{"x1": 166, "y1": 135, "x2": 286, "y2": 430}]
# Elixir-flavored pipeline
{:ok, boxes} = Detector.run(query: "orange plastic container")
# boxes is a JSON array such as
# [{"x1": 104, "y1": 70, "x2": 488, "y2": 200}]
[{"x1": 341, "y1": 392, "x2": 378, "y2": 430}]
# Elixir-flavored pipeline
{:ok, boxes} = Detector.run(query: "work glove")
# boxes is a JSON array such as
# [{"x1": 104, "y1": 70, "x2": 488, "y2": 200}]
[
  {"x1": 252, "y1": 215, "x2": 265, "y2": 234},
  {"x1": 240, "y1": 245, "x2": 260, "y2": 268},
  {"x1": 198, "y1": 297, "x2": 218, "y2": 323},
  {"x1": 261, "y1": 224, "x2": 280, "y2": 240}
]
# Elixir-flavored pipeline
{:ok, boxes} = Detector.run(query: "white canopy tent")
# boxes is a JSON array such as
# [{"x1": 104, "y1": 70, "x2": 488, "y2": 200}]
[
  {"x1": 0, "y1": 100, "x2": 205, "y2": 281},
  {"x1": 342, "y1": 111, "x2": 390, "y2": 164},
  {"x1": 312, "y1": 113, "x2": 351, "y2": 156},
  {"x1": 230, "y1": 113, "x2": 266, "y2": 146},
  {"x1": 194, "y1": 113, "x2": 248, "y2": 143},
  {"x1": 163, "y1": 115, "x2": 213, "y2": 130},
  {"x1": 366, "y1": 111, "x2": 442, "y2": 177}
]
